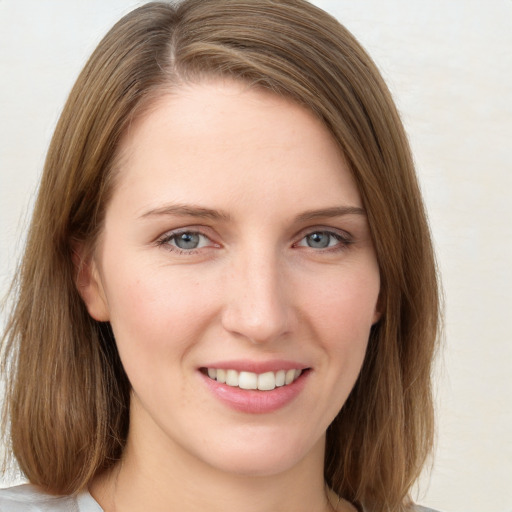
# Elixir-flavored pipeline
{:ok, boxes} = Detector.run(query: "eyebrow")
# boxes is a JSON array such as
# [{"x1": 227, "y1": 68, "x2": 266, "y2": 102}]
[
  {"x1": 139, "y1": 204, "x2": 365, "y2": 222},
  {"x1": 139, "y1": 204, "x2": 232, "y2": 221},
  {"x1": 295, "y1": 206, "x2": 366, "y2": 222}
]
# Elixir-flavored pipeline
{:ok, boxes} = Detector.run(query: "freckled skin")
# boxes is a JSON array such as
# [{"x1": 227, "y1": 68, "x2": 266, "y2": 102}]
[{"x1": 84, "y1": 80, "x2": 379, "y2": 512}]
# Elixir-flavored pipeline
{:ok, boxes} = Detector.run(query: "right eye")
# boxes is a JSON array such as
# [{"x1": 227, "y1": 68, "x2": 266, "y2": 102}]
[{"x1": 157, "y1": 231, "x2": 214, "y2": 253}]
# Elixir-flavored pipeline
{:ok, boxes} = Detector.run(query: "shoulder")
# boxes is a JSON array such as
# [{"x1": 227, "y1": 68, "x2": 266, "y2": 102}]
[
  {"x1": 414, "y1": 506, "x2": 442, "y2": 512},
  {"x1": 0, "y1": 484, "x2": 78, "y2": 511},
  {"x1": 0, "y1": 483, "x2": 102, "y2": 512}
]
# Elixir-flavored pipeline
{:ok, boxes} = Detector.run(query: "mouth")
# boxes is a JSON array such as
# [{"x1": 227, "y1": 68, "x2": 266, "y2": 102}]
[
  {"x1": 199, "y1": 365, "x2": 311, "y2": 413},
  {"x1": 200, "y1": 367, "x2": 307, "y2": 391}
]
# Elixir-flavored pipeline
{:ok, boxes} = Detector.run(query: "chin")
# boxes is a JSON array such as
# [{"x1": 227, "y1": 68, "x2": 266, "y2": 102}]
[{"x1": 192, "y1": 427, "x2": 324, "y2": 478}]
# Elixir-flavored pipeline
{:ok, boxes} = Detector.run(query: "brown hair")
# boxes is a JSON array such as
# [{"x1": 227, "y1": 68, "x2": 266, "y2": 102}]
[{"x1": 1, "y1": 1, "x2": 439, "y2": 510}]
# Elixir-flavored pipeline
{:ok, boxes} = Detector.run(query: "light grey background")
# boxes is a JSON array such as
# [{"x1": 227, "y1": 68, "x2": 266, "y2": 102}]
[{"x1": 1, "y1": 1, "x2": 511, "y2": 511}]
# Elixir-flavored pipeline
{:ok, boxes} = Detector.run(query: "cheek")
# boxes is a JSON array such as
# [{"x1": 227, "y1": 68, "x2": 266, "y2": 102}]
[
  {"x1": 301, "y1": 265, "x2": 380, "y2": 341},
  {"x1": 101, "y1": 264, "x2": 215, "y2": 406},
  {"x1": 101, "y1": 257, "x2": 219, "y2": 365},
  {"x1": 297, "y1": 263, "x2": 379, "y2": 391}
]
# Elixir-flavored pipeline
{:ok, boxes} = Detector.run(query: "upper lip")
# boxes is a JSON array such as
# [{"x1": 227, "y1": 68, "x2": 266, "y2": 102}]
[{"x1": 200, "y1": 359, "x2": 310, "y2": 374}]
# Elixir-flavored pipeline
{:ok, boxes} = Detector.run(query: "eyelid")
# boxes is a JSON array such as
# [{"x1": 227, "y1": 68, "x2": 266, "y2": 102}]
[
  {"x1": 295, "y1": 225, "x2": 352, "y2": 240},
  {"x1": 293, "y1": 227, "x2": 353, "y2": 250},
  {"x1": 154, "y1": 225, "x2": 353, "y2": 254},
  {"x1": 155, "y1": 227, "x2": 220, "y2": 253}
]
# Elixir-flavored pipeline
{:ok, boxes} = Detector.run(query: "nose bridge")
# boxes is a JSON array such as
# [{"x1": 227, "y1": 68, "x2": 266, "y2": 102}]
[{"x1": 222, "y1": 244, "x2": 291, "y2": 344}]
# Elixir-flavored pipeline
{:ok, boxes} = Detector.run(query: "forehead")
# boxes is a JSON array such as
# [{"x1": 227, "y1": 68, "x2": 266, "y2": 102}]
[{"x1": 110, "y1": 79, "x2": 362, "y2": 219}]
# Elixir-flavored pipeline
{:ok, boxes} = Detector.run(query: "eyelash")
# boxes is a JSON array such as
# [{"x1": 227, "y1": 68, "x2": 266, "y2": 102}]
[
  {"x1": 293, "y1": 230, "x2": 353, "y2": 252},
  {"x1": 156, "y1": 230, "x2": 215, "y2": 255},
  {"x1": 156, "y1": 228, "x2": 353, "y2": 255}
]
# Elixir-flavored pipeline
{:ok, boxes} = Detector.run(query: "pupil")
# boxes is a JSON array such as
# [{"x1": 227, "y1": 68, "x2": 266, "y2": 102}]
[
  {"x1": 308, "y1": 232, "x2": 329, "y2": 248},
  {"x1": 176, "y1": 232, "x2": 199, "y2": 249}
]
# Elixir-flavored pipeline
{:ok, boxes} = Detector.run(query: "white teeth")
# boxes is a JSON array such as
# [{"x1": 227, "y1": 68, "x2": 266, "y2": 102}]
[
  {"x1": 239, "y1": 371, "x2": 257, "y2": 390},
  {"x1": 226, "y1": 369, "x2": 239, "y2": 387},
  {"x1": 206, "y1": 368, "x2": 303, "y2": 390},
  {"x1": 257, "y1": 371, "x2": 276, "y2": 391},
  {"x1": 285, "y1": 369, "x2": 296, "y2": 385}
]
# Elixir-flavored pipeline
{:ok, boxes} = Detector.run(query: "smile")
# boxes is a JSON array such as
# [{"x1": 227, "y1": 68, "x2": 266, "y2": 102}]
[{"x1": 205, "y1": 368, "x2": 303, "y2": 391}]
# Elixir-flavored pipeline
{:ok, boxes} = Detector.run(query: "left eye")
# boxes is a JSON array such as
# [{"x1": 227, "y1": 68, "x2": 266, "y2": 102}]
[
  {"x1": 297, "y1": 231, "x2": 345, "y2": 249},
  {"x1": 161, "y1": 231, "x2": 212, "y2": 251}
]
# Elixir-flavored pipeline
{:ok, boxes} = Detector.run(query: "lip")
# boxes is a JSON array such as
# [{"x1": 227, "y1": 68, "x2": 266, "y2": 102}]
[
  {"x1": 199, "y1": 364, "x2": 310, "y2": 414},
  {"x1": 201, "y1": 359, "x2": 308, "y2": 374}
]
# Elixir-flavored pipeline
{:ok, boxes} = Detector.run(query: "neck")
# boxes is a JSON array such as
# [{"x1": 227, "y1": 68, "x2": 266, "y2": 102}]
[
  {"x1": 91, "y1": 419, "x2": 344, "y2": 512},
  {"x1": 95, "y1": 442, "x2": 332, "y2": 512}
]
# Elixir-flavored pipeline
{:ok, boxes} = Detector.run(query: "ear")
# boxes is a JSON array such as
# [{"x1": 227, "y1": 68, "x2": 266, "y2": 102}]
[
  {"x1": 72, "y1": 244, "x2": 110, "y2": 322},
  {"x1": 372, "y1": 291, "x2": 384, "y2": 325}
]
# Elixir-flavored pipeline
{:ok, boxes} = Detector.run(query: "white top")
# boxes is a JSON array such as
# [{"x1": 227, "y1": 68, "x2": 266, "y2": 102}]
[
  {"x1": 0, "y1": 484, "x2": 103, "y2": 512},
  {"x1": 0, "y1": 483, "x2": 439, "y2": 511}
]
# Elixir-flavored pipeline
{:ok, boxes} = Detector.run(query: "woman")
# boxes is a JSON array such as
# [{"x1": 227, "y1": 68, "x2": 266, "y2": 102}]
[{"x1": 0, "y1": 1, "x2": 440, "y2": 511}]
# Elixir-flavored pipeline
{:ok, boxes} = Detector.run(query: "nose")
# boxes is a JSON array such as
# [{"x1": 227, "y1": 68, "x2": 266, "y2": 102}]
[{"x1": 221, "y1": 249, "x2": 293, "y2": 344}]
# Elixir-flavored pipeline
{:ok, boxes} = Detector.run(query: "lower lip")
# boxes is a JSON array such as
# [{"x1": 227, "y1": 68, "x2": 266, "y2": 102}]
[{"x1": 200, "y1": 370, "x2": 310, "y2": 414}]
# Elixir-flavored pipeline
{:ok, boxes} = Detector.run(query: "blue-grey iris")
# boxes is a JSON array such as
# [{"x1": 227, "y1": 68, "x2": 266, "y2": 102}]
[
  {"x1": 175, "y1": 232, "x2": 200, "y2": 249},
  {"x1": 306, "y1": 232, "x2": 331, "y2": 248}
]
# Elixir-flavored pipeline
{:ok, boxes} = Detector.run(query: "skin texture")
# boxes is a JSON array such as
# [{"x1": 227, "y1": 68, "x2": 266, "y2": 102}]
[{"x1": 81, "y1": 80, "x2": 380, "y2": 512}]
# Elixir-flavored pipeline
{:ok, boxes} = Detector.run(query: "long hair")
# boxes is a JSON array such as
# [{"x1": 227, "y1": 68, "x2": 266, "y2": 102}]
[{"x1": 1, "y1": 2, "x2": 439, "y2": 510}]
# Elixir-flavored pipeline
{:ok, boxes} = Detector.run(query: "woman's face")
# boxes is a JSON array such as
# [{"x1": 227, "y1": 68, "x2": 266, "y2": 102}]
[{"x1": 82, "y1": 80, "x2": 380, "y2": 477}]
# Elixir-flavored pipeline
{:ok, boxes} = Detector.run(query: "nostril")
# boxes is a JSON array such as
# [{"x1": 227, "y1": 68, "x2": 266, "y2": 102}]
[{"x1": 220, "y1": 303, "x2": 292, "y2": 345}]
